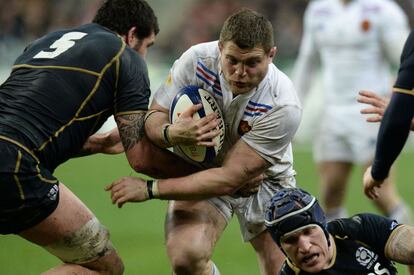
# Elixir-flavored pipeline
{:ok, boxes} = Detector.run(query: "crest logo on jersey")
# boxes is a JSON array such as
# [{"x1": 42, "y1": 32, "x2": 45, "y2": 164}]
[
  {"x1": 238, "y1": 120, "x2": 251, "y2": 136},
  {"x1": 47, "y1": 184, "x2": 59, "y2": 201},
  {"x1": 361, "y1": 19, "x2": 371, "y2": 32},
  {"x1": 356, "y1": 247, "x2": 378, "y2": 269}
]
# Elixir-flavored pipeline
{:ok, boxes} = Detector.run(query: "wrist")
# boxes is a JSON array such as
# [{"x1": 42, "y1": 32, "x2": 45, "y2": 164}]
[
  {"x1": 370, "y1": 167, "x2": 386, "y2": 183},
  {"x1": 162, "y1": 124, "x2": 173, "y2": 147},
  {"x1": 146, "y1": 179, "x2": 160, "y2": 199}
]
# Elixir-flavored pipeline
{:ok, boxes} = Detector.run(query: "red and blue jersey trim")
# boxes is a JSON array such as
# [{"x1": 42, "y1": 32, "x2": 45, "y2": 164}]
[
  {"x1": 196, "y1": 61, "x2": 222, "y2": 97},
  {"x1": 244, "y1": 100, "x2": 272, "y2": 117}
]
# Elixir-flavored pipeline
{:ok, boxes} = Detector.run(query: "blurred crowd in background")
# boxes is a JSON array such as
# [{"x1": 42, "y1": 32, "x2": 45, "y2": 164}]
[
  {"x1": 2, "y1": 0, "x2": 414, "y2": 145},
  {"x1": 0, "y1": 0, "x2": 307, "y2": 70}
]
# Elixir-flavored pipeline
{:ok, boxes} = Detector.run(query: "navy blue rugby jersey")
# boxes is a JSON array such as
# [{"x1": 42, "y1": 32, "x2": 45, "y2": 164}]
[
  {"x1": 280, "y1": 213, "x2": 399, "y2": 275},
  {"x1": 0, "y1": 23, "x2": 150, "y2": 171}
]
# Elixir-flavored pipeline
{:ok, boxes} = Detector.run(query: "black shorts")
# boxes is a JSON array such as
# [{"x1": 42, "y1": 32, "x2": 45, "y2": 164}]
[{"x1": 0, "y1": 139, "x2": 59, "y2": 234}]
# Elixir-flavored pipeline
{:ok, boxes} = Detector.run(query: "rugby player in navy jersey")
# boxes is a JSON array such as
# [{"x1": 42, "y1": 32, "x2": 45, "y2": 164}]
[
  {"x1": 0, "y1": 0, "x2": 203, "y2": 274},
  {"x1": 362, "y1": 30, "x2": 414, "y2": 200},
  {"x1": 265, "y1": 188, "x2": 414, "y2": 274}
]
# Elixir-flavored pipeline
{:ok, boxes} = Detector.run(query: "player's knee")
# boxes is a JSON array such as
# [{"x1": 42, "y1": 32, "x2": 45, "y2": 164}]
[
  {"x1": 167, "y1": 239, "x2": 210, "y2": 273},
  {"x1": 44, "y1": 217, "x2": 124, "y2": 274}
]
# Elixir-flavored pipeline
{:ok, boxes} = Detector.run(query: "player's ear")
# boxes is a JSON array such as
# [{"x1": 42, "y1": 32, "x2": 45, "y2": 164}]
[
  {"x1": 126, "y1": 26, "x2": 137, "y2": 45},
  {"x1": 268, "y1": 46, "x2": 277, "y2": 63},
  {"x1": 218, "y1": 41, "x2": 224, "y2": 53}
]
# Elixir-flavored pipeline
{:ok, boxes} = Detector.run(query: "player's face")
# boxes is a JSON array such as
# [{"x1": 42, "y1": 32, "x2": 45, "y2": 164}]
[
  {"x1": 128, "y1": 32, "x2": 156, "y2": 60},
  {"x1": 280, "y1": 225, "x2": 331, "y2": 273},
  {"x1": 219, "y1": 41, "x2": 276, "y2": 95}
]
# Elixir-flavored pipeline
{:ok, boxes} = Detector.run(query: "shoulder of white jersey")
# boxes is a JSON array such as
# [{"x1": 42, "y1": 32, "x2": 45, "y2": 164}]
[
  {"x1": 359, "y1": 0, "x2": 406, "y2": 12},
  {"x1": 253, "y1": 64, "x2": 301, "y2": 110},
  {"x1": 304, "y1": 0, "x2": 334, "y2": 19},
  {"x1": 186, "y1": 41, "x2": 220, "y2": 59}
]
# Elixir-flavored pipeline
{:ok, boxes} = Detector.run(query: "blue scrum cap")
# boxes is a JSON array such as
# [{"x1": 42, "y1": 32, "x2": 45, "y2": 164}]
[{"x1": 264, "y1": 188, "x2": 330, "y2": 246}]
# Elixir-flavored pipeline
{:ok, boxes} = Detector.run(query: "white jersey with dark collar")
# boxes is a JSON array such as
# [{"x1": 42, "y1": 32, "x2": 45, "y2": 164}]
[{"x1": 154, "y1": 41, "x2": 302, "y2": 180}]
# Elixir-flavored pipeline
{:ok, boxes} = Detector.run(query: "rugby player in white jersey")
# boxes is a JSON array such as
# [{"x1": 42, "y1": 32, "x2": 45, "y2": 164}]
[
  {"x1": 292, "y1": 0, "x2": 412, "y2": 224},
  {"x1": 105, "y1": 8, "x2": 302, "y2": 275}
]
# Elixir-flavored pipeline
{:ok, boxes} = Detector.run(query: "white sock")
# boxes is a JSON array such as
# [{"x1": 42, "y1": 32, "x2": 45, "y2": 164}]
[
  {"x1": 211, "y1": 262, "x2": 221, "y2": 275},
  {"x1": 325, "y1": 207, "x2": 348, "y2": 222}
]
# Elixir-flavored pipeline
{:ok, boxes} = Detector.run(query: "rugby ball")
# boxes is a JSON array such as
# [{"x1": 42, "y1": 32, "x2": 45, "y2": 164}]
[{"x1": 170, "y1": 86, "x2": 225, "y2": 163}]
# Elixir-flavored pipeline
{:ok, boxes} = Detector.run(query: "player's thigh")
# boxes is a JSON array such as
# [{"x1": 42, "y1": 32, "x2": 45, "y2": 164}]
[
  {"x1": 0, "y1": 140, "x2": 60, "y2": 235},
  {"x1": 165, "y1": 200, "x2": 227, "y2": 256},
  {"x1": 19, "y1": 183, "x2": 120, "y2": 267},
  {"x1": 19, "y1": 183, "x2": 94, "y2": 245},
  {"x1": 317, "y1": 161, "x2": 353, "y2": 185}
]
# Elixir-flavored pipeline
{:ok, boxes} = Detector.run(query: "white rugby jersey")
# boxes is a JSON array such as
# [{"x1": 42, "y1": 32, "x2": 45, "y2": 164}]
[
  {"x1": 293, "y1": 0, "x2": 409, "y2": 110},
  {"x1": 154, "y1": 41, "x2": 302, "y2": 179}
]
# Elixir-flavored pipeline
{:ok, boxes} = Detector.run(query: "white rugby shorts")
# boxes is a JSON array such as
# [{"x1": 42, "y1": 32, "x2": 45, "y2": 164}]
[{"x1": 208, "y1": 177, "x2": 296, "y2": 242}]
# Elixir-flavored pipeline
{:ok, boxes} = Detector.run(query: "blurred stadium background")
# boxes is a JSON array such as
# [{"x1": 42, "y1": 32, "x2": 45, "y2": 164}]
[{"x1": 0, "y1": 0, "x2": 413, "y2": 274}]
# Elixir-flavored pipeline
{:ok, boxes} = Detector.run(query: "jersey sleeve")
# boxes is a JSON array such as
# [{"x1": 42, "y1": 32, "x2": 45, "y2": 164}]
[
  {"x1": 378, "y1": 0, "x2": 410, "y2": 67},
  {"x1": 371, "y1": 31, "x2": 414, "y2": 180},
  {"x1": 328, "y1": 213, "x2": 400, "y2": 256},
  {"x1": 114, "y1": 47, "x2": 151, "y2": 115},
  {"x1": 242, "y1": 104, "x2": 301, "y2": 165},
  {"x1": 153, "y1": 48, "x2": 197, "y2": 109},
  {"x1": 291, "y1": 2, "x2": 320, "y2": 102}
]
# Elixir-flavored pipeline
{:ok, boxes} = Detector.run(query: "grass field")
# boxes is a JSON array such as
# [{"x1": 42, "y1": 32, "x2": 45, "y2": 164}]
[{"x1": 1, "y1": 149, "x2": 413, "y2": 274}]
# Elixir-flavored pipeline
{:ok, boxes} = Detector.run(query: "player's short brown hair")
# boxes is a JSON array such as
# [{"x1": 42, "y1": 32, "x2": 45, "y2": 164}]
[{"x1": 219, "y1": 8, "x2": 274, "y2": 53}]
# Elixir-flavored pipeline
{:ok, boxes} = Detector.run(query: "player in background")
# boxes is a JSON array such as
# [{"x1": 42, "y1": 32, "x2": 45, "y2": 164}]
[
  {"x1": 395, "y1": 0, "x2": 414, "y2": 28},
  {"x1": 106, "y1": 8, "x2": 302, "y2": 275},
  {"x1": 292, "y1": 0, "x2": 412, "y2": 224},
  {"x1": 264, "y1": 187, "x2": 414, "y2": 274},
  {"x1": 0, "y1": 0, "x2": 204, "y2": 273}
]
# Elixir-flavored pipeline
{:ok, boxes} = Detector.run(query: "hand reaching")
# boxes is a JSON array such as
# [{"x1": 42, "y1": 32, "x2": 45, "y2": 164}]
[
  {"x1": 357, "y1": 90, "x2": 389, "y2": 123},
  {"x1": 105, "y1": 176, "x2": 149, "y2": 208},
  {"x1": 84, "y1": 127, "x2": 124, "y2": 154},
  {"x1": 363, "y1": 166, "x2": 385, "y2": 200}
]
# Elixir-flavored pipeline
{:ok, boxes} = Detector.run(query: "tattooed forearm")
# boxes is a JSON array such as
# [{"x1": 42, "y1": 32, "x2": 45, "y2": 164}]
[
  {"x1": 385, "y1": 225, "x2": 414, "y2": 264},
  {"x1": 116, "y1": 113, "x2": 146, "y2": 151}
]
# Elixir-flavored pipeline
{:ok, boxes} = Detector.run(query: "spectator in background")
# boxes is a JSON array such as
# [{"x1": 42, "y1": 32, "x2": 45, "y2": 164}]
[{"x1": 292, "y1": 0, "x2": 412, "y2": 224}]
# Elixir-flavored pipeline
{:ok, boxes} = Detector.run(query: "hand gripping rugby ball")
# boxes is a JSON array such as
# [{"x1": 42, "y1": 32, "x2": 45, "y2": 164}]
[{"x1": 170, "y1": 86, "x2": 225, "y2": 163}]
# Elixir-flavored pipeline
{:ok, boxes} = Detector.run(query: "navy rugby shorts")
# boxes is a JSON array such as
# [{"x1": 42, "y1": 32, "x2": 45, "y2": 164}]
[{"x1": 0, "y1": 139, "x2": 59, "y2": 234}]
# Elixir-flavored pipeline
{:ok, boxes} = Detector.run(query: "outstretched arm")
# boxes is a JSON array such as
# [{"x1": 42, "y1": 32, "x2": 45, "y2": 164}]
[
  {"x1": 363, "y1": 92, "x2": 414, "y2": 199},
  {"x1": 106, "y1": 139, "x2": 270, "y2": 207}
]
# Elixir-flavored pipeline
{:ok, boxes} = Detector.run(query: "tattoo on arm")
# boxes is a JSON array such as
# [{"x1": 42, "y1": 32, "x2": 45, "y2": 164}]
[
  {"x1": 385, "y1": 225, "x2": 414, "y2": 264},
  {"x1": 116, "y1": 113, "x2": 146, "y2": 151}
]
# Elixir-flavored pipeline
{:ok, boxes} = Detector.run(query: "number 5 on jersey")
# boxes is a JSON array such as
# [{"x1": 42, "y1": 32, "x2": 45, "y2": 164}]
[{"x1": 34, "y1": 32, "x2": 87, "y2": 59}]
